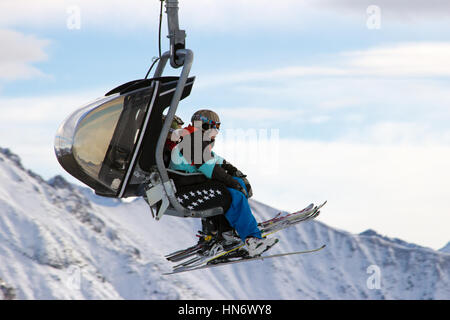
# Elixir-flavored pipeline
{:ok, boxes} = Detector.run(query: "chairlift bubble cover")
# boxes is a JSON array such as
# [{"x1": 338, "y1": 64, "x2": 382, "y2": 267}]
[{"x1": 54, "y1": 76, "x2": 195, "y2": 198}]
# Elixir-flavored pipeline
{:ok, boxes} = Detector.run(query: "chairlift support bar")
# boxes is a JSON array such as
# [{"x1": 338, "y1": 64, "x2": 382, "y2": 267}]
[
  {"x1": 165, "y1": 0, "x2": 186, "y2": 68},
  {"x1": 152, "y1": 1, "x2": 223, "y2": 219}
]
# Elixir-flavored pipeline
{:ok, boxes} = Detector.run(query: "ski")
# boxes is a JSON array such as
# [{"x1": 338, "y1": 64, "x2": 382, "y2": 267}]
[
  {"x1": 165, "y1": 201, "x2": 327, "y2": 273},
  {"x1": 165, "y1": 202, "x2": 320, "y2": 261},
  {"x1": 260, "y1": 201, "x2": 326, "y2": 235},
  {"x1": 163, "y1": 244, "x2": 326, "y2": 275},
  {"x1": 165, "y1": 242, "x2": 204, "y2": 262},
  {"x1": 258, "y1": 203, "x2": 314, "y2": 228},
  {"x1": 200, "y1": 204, "x2": 325, "y2": 268}
]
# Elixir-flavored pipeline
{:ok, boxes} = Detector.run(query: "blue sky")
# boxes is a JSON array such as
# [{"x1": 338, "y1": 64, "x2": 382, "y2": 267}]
[{"x1": 1, "y1": 0, "x2": 450, "y2": 250}]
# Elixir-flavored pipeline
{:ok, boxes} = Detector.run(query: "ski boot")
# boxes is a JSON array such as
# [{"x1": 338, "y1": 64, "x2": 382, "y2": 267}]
[{"x1": 245, "y1": 236, "x2": 279, "y2": 257}]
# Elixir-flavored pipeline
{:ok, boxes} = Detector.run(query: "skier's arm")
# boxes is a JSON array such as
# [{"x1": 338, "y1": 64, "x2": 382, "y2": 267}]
[
  {"x1": 221, "y1": 159, "x2": 238, "y2": 176},
  {"x1": 211, "y1": 164, "x2": 248, "y2": 197},
  {"x1": 222, "y1": 159, "x2": 246, "y2": 178},
  {"x1": 221, "y1": 159, "x2": 253, "y2": 198}
]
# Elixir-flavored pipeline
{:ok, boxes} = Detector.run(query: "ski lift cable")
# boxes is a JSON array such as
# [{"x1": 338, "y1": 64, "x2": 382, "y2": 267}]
[
  {"x1": 145, "y1": 0, "x2": 164, "y2": 79},
  {"x1": 158, "y1": 0, "x2": 164, "y2": 58}
]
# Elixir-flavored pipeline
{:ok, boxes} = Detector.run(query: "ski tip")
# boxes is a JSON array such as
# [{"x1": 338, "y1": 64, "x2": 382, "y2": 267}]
[
  {"x1": 162, "y1": 269, "x2": 184, "y2": 276},
  {"x1": 315, "y1": 200, "x2": 327, "y2": 210}
]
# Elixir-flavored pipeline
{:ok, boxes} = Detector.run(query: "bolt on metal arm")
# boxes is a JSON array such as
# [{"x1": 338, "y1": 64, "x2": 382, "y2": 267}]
[{"x1": 165, "y1": 0, "x2": 186, "y2": 68}]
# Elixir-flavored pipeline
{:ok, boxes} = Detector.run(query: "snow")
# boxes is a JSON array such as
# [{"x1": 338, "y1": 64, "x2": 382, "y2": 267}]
[
  {"x1": 0, "y1": 146, "x2": 449, "y2": 299},
  {"x1": 440, "y1": 242, "x2": 450, "y2": 254}
]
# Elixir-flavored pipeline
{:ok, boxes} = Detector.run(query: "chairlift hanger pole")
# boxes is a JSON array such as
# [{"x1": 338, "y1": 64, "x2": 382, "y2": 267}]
[
  {"x1": 165, "y1": 0, "x2": 186, "y2": 68},
  {"x1": 152, "y1": 0, "x2": 223, "y2": 219}
]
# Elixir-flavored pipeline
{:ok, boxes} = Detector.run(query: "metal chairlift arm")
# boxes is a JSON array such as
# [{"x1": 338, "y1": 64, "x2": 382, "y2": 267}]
[
  {"x1": 165, "y1": 0, "x2": 186, "y2": 68},
  {"x1": 151, "y1": 2, "x2": 223, "y2": 219}
]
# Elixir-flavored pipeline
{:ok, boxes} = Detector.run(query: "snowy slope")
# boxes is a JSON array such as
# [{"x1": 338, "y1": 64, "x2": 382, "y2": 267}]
[
  {"x1": 0, "y1": 147, "x2": 449, "y2": 300},
  {"x1": 440, "y1": 242, "x2": 450, "y2": 254}
]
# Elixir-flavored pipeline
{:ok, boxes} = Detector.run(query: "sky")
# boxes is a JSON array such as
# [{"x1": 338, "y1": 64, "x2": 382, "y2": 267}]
[{"x1": 1, "y1": 0, "x2": 450, "y2": 250}]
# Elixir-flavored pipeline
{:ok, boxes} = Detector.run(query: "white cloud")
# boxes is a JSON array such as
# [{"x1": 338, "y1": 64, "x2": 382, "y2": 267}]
[
  {"x1": 180, "y1": 0, "x2": 314, "y2": 32},
  {"x1": 194, "y1": 42, "x2": 450, "y2": 130},
  {"x1": 0, "y1": 1, "x2": 153, "y2": 29},
  {"x1": 195, "y1": 66, "x2": 348, "y2": 89},
  {"x1": 0, "y1": 29, "x2": 49, "y2": 81},
  {"x1": 317, "y1": 98, "x2": 363, "y2": 110},
  {"x1": 0, "y1": 91, "x2": 103, "y2": 123},
  {"x1": 214, "y1": 106, "x2": 305, "y2": 122},
  {"x1": 338, "y1": 122, "x2": 450, "y2": 146},
  {"x1": 198, "y1": 42, "x2": 450, "y2": 86},
  {"x1": 343, "y1": 42, "x2": 450, "y2": 77},
  {"x1": 0, "y1": 0, "x2": 315, "y2": 32},
  {"x1": 315, "y1": 0, "x2": 450, "y2": 20}
]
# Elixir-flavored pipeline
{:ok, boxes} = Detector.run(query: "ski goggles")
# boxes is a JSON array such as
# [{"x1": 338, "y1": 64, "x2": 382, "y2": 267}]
[{"x1": 199, "y1": 115, "x2": 221, "y2": 131}]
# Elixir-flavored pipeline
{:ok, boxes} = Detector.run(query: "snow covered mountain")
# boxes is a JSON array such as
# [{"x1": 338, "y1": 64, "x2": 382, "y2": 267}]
[
  {"x1": 0, "y1": 146, "x2": 449, "y2": 300},
  {"x1": 440, "y1": 242, "x2": 450, "y2": 254}
]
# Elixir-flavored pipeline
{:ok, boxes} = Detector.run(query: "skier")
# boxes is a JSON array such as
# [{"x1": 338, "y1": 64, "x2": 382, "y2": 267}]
[
  {"x1": 162, "y1": 114, "x2": 184, "y2": 167},
  {"x1": 169, "y1": 109, "x2": 278, "y2": 257}
]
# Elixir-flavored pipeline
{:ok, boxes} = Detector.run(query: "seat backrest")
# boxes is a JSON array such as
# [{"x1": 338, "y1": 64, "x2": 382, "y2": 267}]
[
  {"x1": 167, "y1": 169, "x2": 207, "y2": 188},
  {"x1": 137, "y1": 76, "x2": 195, "y2": 172}
]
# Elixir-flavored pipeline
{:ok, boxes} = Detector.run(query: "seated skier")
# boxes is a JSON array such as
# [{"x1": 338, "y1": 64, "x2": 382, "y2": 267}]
[
  {"x1": 161, "y1": 114, "x2": 185, "y2": 167},
  {"x1": 169, "y1": 109, "x2": 278, "y2": 257}
]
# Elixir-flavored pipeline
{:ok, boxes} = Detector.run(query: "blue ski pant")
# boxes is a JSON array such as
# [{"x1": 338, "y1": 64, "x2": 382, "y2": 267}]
[{"x1": 225, "y1": 177, "x2": 262, "y2": 242}]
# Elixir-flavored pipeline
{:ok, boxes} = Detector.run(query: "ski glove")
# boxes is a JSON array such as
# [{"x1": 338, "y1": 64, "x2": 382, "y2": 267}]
[
  {"x1": 222, "y1": 160, "x2": 247, "y2": 178},
  {"x1": 222, "y1": 160, "x2": 239, "y2": 176},
  {"x1": 221, "y1": 160, "x2": 252, "y2": 198},
  {"x1": 212, "y1": 165, "x2": 248, "y2": 197}
]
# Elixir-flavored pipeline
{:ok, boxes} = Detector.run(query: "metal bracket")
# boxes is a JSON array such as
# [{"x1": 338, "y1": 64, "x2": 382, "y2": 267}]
[
  {"x1": 145, "y1": 179, "x2": 177, "y2": 221},
  {"x1": 165, "y1": 0, "x2": 186, "y2": 68}
]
